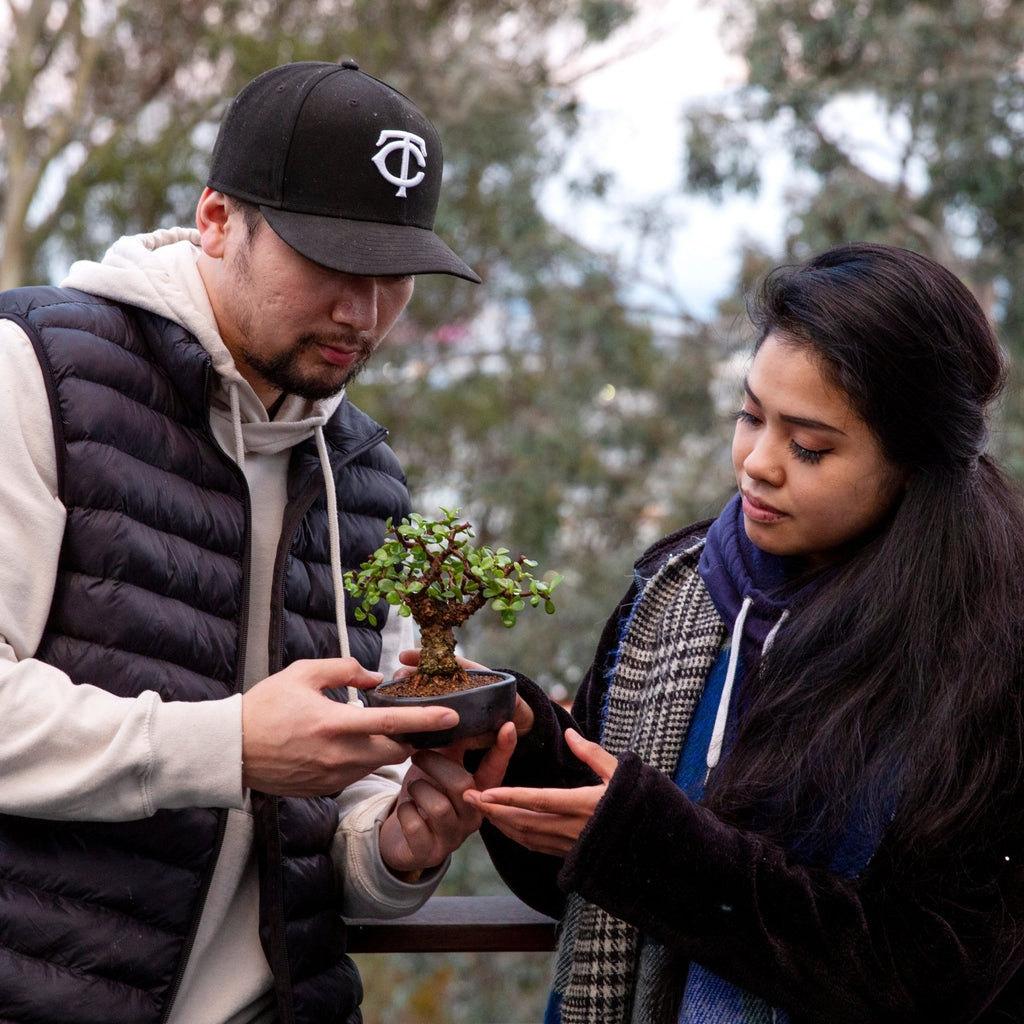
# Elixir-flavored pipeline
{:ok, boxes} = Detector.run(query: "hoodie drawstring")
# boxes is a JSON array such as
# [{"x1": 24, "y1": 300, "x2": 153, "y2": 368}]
[
  {"x1": 314, "y1": 426, "x2": 361, "y2": 705},
  {"x1": 762, "y1": 609, "x2": 789, "y2": 655},
  {"x1": 228, "y1": 381, "x2": 359, "y2": 705},
  {"x1": 706, "y1": 596, "x2": 752, "y2": 783},
  {"x1": 228, "y1": 381, "x2": 246, "y2": 471},
  {"x1": 705, "y1": 601, "x2": 790, "y2": 784}
]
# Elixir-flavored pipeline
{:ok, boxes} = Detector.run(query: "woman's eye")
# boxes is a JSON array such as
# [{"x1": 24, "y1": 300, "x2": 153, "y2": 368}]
[
  {"x1": 789, "y1": 439, "x2": 831, "y2": 465},
  {"x1": 735, "y1": 408, "x2": 760, "y2": 426}
]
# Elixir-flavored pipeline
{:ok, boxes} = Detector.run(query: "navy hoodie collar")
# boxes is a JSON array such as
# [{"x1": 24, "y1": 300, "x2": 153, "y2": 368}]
[{"x1": 697, "y1": 493, "x2": 806, "y2": 669}]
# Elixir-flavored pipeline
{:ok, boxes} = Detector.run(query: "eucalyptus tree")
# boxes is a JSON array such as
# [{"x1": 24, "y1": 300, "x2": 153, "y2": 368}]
[
  {"x1": 684, "y1": 1, "x2": 1024, "y2": 325},
  {"x1": 0, "y1": 0, "x2": 633, "y2": 293},
  {"x1": 4, "y1": 0, "x2": 730, "y2": 694},
  {"x1": 682, "y1": 0, "x2": 1024, "y2": 472}
]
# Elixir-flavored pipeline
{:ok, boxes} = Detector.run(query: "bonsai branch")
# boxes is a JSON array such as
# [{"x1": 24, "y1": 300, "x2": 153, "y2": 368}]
[{"x1": 344, "y1": 508, "x2": 561, "y2": 690}]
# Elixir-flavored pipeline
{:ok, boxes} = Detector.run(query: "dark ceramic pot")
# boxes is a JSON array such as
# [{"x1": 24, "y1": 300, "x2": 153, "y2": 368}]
[{"x1": 366, "y1": 669, "x2": 517, "y2": 748}]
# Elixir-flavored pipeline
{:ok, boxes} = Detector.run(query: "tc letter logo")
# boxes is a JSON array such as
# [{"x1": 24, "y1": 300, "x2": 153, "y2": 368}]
[{"x1": 372, "y1": 130, "x2": 427, "y2": 197}]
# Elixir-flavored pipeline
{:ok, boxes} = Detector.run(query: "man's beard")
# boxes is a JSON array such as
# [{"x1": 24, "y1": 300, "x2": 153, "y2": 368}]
[{"x1": 241, "y1": 333, "x2": 373, "y2": 401}]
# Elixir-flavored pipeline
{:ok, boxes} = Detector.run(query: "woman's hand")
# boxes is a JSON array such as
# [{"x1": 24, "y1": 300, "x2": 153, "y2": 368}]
[{"x1": 463, "y1": 729, "x2": 618, "y2": 857}]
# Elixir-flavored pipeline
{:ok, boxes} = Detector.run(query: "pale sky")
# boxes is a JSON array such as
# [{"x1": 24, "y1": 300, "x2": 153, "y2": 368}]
[{"x1": 544, "y1": 0, "x2": 789, "y2": 319}]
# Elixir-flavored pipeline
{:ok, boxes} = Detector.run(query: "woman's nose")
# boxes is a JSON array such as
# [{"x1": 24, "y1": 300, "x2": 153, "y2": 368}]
[{"x1": 742, "y1": 435, "x2": 785, "y2": 487}]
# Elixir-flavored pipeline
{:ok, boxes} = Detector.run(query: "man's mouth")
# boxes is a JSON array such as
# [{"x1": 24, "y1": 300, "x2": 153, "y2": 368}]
[{"x1": 317, "y1": 344, "x2": 360, "y2": 367}]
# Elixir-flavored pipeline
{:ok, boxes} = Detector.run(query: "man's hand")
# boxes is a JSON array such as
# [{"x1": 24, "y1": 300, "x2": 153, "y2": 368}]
[
  {"x1": 241, "y1": 658, "x2": 459, "y2": 796},
  {"x1": 378, "y1": 721, "x2": 518, "y2": 876}
]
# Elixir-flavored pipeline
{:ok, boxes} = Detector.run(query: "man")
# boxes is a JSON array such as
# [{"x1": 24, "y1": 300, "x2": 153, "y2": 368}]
[{"x1": 0, "y1": 60, "x2": 501, "y2": 1024}]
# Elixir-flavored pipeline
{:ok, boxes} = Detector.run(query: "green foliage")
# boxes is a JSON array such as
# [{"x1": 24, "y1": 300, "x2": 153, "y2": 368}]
[
  {"x1": 344, "y1": 508, "x2": 560, "y2": 633},
  {"x1": 690, "y1": 0, "x2": 1024, "y2": 356},
  {"x1": 353, "y1": 305, "x2": 733, "y2": 692},
  {"x1": 0, "y1": 0, "x2": 642, "y2": 295},
  {"x1": 684, "y1": 0, "x2": 1024, "y2": 495}
]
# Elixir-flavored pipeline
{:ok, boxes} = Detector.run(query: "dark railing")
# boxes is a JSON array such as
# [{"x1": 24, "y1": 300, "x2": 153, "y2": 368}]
[{"x1": 347, "y1": 895, "x2": 558, "y2": 954}]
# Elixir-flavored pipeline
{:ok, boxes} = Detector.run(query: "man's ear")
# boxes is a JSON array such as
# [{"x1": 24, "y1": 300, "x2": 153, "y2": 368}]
[{"x1": 195, "y1": 187, "x2": 231, "y2": 258}]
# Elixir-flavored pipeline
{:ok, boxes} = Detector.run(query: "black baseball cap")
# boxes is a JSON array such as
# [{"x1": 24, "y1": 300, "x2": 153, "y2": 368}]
[{"x1": 207, "y1": 60, "x2": 480, "y2": 282}]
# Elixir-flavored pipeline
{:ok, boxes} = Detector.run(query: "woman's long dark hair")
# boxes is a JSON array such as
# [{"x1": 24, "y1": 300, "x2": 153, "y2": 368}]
[{"x1": 705, "y1": 243, "x2": 1024, "y2": 866}]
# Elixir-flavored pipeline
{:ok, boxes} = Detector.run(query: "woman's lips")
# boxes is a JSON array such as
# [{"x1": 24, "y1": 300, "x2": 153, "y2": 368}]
[{"x1": 741, "y1": 491, "x2": 787, "y2": 523}]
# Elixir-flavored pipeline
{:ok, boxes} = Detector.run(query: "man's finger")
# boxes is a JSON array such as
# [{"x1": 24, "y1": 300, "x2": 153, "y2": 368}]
[
  {"x1": 300, "y1": 656, "x2": 383, "y2": 690},
  {"x1": 334, "y1": 705, "x2": 459, "y2": 737}
]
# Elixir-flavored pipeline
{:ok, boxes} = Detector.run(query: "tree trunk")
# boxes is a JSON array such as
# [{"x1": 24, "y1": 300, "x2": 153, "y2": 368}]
[{"x1": 415, "y1": 622, "x2": 468, "y2": 686}]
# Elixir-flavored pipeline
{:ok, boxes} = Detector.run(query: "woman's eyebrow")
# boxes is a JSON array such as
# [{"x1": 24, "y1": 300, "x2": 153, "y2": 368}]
[{"x1": 744, "y1": 379, "x2": 847, "y2": 435}]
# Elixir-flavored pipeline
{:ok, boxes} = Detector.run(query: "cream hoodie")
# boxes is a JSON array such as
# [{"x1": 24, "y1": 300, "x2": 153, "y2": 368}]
[{"x1": 0, "y1": 229, "x2": 438, "y2": 1024}]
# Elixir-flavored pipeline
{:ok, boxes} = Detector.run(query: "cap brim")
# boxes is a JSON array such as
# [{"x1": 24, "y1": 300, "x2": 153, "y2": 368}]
[{"x1": 261, "y1": 207, "x2": 481, "y2": 283}]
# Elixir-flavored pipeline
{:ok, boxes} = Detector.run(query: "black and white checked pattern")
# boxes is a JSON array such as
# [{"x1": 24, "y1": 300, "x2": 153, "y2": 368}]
[{"x1": 558, "y1": 541, "x2": 727, "y2": 1024}]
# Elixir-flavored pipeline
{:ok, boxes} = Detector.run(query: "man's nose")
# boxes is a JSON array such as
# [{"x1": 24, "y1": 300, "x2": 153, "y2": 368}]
[{"x1": 330, "y1": 275, "x2": 379, "y2": 331}]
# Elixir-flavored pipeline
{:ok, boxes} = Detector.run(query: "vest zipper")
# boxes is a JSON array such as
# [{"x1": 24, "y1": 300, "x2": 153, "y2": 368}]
[
  {"x1": 258, "y1": 421, "x2": 387, "y2": 1024},
  {"x1": 160, "y1": 361, "x2": 254, "y2": 1023},
  {"x1": 260, "y1": 794, "x2": 297, "y2": 1024},
  {"x1": 158, "y1": 810, "x2": 231, "y2": 1023}
]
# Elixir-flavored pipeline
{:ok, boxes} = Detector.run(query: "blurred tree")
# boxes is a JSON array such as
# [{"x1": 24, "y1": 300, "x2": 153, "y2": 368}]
[
  {"x1": 353, "y1": 282, "x2": 734, "y2": 693},
  {"x1": 684, "y1": 0, "x2": 1024, "y2": 473},
  {"x1": 686, "y1": 0, "x2": 1024, "y2": 316},
  {"x1": 0, "y1": 0, "x2": 633, "y2": 293},
  {"x1": 0, "y1": 0, "x2": 731, "y2": 695}
]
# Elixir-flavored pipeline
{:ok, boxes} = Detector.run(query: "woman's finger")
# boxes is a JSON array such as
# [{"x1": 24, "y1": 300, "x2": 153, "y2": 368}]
[{"x1": 564, "y1": 728, "x2": 619, "y2": 781}]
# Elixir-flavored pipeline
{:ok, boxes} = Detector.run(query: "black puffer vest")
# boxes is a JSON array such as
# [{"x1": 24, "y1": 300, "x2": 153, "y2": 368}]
[{"x1": 0, "y1": 287, "x2": 410, "y2": 1024}]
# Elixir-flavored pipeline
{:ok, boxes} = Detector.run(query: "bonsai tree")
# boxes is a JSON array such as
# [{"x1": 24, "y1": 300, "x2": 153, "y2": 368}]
[{"x1": 344, "y1": 508, "x2": 560, "y2": 692}]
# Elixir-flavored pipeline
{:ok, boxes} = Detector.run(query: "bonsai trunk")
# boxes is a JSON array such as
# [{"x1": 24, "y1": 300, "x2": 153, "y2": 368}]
[
  {"x1": 415, "y1": 622, "x2": 467, "y2": 686},
  {"x1": 401, "y1": 592, "x2": 485, "y2": 691}
]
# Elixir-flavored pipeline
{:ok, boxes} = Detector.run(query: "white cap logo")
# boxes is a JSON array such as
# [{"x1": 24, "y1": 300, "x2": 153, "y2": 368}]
[{"x1": 372, "y1": 130, "x2": 427, "y2": 197}]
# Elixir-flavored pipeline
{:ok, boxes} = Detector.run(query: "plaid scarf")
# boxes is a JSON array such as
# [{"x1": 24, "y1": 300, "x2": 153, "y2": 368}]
[{"x1": 554, "y1": 540, "x2": 726, "y2": 1024}]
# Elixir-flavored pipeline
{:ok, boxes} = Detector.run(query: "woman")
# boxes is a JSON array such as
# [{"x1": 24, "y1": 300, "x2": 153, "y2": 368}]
[{"x1": 463, "y1": 244, "x2": 1024, "y2": 1023}]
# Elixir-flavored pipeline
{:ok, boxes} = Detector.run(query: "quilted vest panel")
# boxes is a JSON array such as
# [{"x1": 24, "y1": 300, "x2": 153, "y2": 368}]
[{"x1": 0, "y1": 287, "x2": 409, "y2": 1024}]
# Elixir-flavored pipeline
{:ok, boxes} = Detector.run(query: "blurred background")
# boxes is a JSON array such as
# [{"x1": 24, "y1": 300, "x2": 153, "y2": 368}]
[{"x1": 5, "y1": 0, "x2": 1024, "y2": 1017}]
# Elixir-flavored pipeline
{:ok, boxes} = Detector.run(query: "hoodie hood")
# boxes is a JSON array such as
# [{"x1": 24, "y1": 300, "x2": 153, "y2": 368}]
[
  {"x1": 61, "y1": 229, "x2": 345, "y2": 457},
  {"x1": 697, "y1": 493, "x2": 811, "y2": 779},
  {"x1": 697, "y1": 492, "x2": 805, "y2": 669},
  {"x1": 64, "y1": 229, "x2": 359, "y2": 697}
]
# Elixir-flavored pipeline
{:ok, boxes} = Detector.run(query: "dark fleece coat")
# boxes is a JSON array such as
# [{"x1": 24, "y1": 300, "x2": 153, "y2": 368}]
[{"x1": 483, "y1": 521, "x2": 1024, "y2": 1024}]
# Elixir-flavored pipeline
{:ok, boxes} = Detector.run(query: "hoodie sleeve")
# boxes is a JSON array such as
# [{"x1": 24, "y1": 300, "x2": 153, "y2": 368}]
[
  {"x1": 377, "y1": 606, "x2": 415, "y2": 680},
  {"x1": 331, "y1": 763, "x2": 448, "y2": 918},
  {"x1": 0, "y1": 319, "x2": 244, "y2": 819}
]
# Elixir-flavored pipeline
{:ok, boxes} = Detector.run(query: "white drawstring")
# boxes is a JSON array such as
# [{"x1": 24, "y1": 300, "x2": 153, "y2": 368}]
[
  {"x1": 227, "y1": 381, "x2": 246, "y2": 470},
  {"x1": 314, "y1": 425, "x2": 360, "y2": 705},
  {"x1": 229, "y1": 384, "x2": 357, "y2": 703},
  {"x1": 706, "y1": 596, "x2": 752, "y2": 782},
  {"x1": 762, "y1": 608, "x2": 789, "y2": 654},
  {"x1": 705, "y1": 600, "x2": 790, "y2": 784}
]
